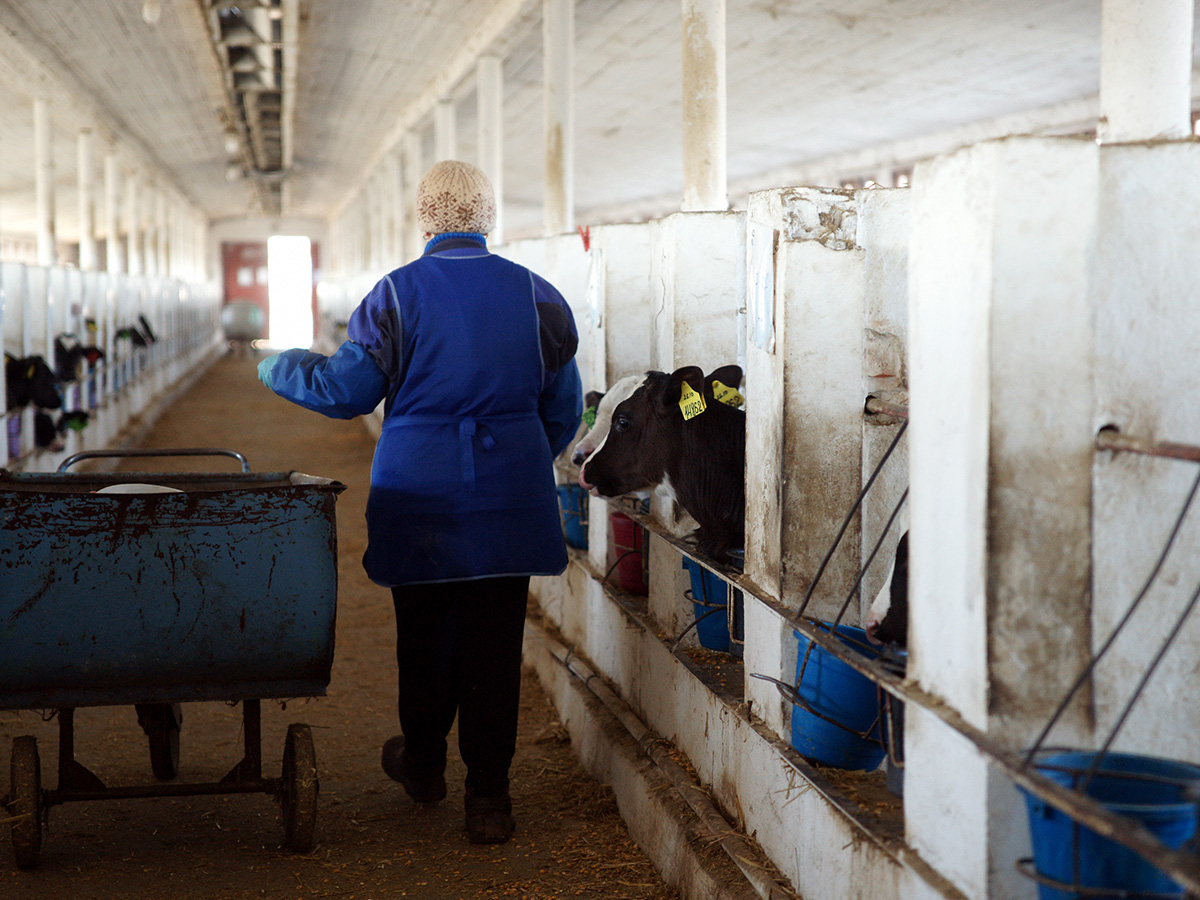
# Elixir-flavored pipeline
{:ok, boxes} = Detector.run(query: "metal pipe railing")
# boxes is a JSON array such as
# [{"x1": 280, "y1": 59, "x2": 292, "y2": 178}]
[
  {"x1": 615, "y1": 503, "x2": 1200, "y2": 895},
  {"x1": 1096, "y1": 427, "x2": 1200, "y2": 464}
]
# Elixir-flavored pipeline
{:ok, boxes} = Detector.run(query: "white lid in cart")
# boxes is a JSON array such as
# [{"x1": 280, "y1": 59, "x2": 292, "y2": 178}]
[{"x1": 94, "y1": 483, "x2": 184, "y2": 494}]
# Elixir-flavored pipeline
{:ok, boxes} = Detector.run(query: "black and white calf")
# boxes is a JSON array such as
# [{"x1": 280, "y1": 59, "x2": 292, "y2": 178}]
[{"x1": 578, "y1": 365, "x2": 745, "y2": 561}]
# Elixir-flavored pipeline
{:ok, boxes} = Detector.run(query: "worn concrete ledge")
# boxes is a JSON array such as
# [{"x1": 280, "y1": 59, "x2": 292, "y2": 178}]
[
  {"x1": 530, "y1": 553, "x2": 968, "y2": 900},
  {"x1": 523, "y1": 615, "x2": 776, "y2": 900}
]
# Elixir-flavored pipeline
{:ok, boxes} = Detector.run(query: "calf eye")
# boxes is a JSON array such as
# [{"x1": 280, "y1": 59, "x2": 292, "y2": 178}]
[{"x1": 614, "y1": 415, "x2": 630, "y2": 433}]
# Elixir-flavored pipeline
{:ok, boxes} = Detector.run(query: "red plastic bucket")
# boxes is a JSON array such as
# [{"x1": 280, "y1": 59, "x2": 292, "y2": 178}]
[{"x1": 608, "y1": 511, "x2": 648, "y2": 595}]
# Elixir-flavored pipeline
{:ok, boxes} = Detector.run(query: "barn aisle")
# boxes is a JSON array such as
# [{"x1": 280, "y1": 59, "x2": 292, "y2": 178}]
[{"x1": 1, "y1": 351, "x2": 675, "y2": 900}]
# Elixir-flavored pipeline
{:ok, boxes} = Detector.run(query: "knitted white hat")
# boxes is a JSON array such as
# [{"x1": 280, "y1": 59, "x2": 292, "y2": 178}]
[{"x1": 416, "y1": 160, "x2": 497, "y2": 235}]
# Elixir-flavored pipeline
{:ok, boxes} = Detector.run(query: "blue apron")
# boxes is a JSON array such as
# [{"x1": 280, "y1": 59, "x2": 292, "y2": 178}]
[{"x1": 360, "y1": 247, "x2": 567, "y2": 585}]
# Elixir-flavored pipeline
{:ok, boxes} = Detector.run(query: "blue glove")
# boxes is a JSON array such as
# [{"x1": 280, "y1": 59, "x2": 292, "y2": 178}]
[{"x1": 257, "y1": 353, "x2": 282, "y2": 389}]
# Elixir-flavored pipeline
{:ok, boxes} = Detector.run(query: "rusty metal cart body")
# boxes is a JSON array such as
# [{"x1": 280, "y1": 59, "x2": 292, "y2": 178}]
[{"x1": 0, "y1": 449, "x2": 345, "y2": 868}]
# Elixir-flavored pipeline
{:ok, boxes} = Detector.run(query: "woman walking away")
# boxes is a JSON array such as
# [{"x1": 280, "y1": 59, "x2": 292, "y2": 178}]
[{"x1": 257, "y1": 160, "x2": 582, "y2": 844}]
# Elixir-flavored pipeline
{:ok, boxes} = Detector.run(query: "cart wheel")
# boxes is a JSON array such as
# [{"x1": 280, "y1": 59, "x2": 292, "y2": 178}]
[
  {"x1": 9, "y1": 736, "x2": 42, "y2": 869},
  {"x1": 281, "y1": 724, "x2": 318, "y2": 853},
  {"x1": 137, "y1": 703, "x2": 182, "y2": 781}
]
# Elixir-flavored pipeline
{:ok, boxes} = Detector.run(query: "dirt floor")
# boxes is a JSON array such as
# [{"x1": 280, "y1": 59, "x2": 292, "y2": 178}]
[{"x1": 1, "y1": 351, "x2": 678, "y2": 899}]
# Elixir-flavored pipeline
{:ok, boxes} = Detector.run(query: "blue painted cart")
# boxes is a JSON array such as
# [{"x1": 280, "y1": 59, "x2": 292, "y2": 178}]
[{"x1": 0, "y1": 449, "x2": 345, "y2": 867}]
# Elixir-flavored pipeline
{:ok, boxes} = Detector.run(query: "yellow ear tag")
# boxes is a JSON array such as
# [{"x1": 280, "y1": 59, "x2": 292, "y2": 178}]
[
  {"x1": 679, "y1": 382, "x2": 706, "y2": 420},
  {"x1": 711, "y1": 380, "x2": 744, "y2": 408}
]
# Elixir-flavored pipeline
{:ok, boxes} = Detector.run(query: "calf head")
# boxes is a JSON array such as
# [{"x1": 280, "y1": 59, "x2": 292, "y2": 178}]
[
  {"x1": 580, "y1": 364, "x2": 745, "y2": 560},
  {"x1": 570, "y1": 374, "x2": 646, "y2": 467}
]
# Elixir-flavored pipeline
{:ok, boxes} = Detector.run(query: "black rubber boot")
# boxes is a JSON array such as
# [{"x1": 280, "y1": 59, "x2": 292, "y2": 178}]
[
  {"x1": 381, "y1": 735, "x2": 447, "y2": 805},
  {"x1": 464, "y1": 789, "x2": 515, "y2": 844}
]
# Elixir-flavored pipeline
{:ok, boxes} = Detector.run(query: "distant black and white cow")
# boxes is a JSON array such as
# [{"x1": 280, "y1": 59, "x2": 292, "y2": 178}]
[
  {"x1": 578, "y1": 364, "x2": 745, "y2": 561},
  {"x1": 865, "y1": 531, "x2": 908, "y2": 648},
  {"x1": 5, "y1": 354, "x2": 61, "y2": 411}
]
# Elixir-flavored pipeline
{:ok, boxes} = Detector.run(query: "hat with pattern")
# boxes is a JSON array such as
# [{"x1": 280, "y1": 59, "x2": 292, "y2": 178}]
[{"x1": 416, "y1": 160, "x2": 496, "y2": 235}]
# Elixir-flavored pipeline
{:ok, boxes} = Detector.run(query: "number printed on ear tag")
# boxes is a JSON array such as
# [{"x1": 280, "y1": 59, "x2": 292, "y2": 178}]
[
  {"x1": 711, "y1": 380, "x2": 744, "y2": 408},
  {"x1": 679, "y1": 382, "x2": 707, "y2": 420}
]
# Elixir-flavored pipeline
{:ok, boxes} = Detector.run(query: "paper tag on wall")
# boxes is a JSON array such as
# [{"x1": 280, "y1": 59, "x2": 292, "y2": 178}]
[
  {"x1": 679, "y1": 383, "x2": 706, "y2": 420},
  {"x1": 711, "y1": 380, "x2": 744, "y2": 408}
]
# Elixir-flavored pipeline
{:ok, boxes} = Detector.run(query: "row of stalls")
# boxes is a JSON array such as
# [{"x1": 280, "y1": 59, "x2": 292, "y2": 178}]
[
  {"x1": 1, "y1": 263, "x2": 222, "y2": 472},
  {"x1": 311, "y1": 134, "x2": 1200, "y2": 900},
  {"x1": 30, "y1": 127, "x2": 1184, "y2": 899}
]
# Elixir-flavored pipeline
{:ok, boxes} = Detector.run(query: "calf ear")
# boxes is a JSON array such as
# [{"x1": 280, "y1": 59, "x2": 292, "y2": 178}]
[
  {"x1": 704, "y1": 365, "x2": 743, "y2": 398},
  {"x1": 584, "y1": 390, "x2": 605, "y2": 410},
  {"x1": 661, "y1": 366, "x2": 706, "y2": 416}
]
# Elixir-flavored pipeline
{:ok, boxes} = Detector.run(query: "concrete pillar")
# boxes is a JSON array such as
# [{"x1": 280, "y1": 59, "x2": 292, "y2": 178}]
[
  {"x1": 905, "y1": 137, "x2": 1098, "y2": 899},
  {"x1": 1098, "y1": 0, "x2": 1194, "y2": 142},
  {"x1": 404, "y1": 130, "x2": 425, "y2": 258},
  {"x1": 680, "y1": 0, "x2": 727, "y2": 211},
  {"x1": 143, "y1": 185, "x2": 158, "y2": 278},
  {"x1": 477, "y1": 55, "x2": 504, "y2": 243},
  {"x1": 104, "y1": 154, "x2": 123, "y2": 275},
  {"x1": 169, "y1": 198, "x2": 182, "y2": 279},
  {"x1": 435, "y1": 99, "x2": 457, "y2": 162},
  {"x1": 156, "y1": 189, "x2": 168, "y2": 278},
  {"x1": 388, "y1": 148, "x2": 404, "y2": 260},
  {"x1": 542, "y1": 0, "x2": 574, "y2": 236},
  {"x1": 34, "y1": 98, "x2": 56, "y2": 267},
  {"x1": 358, "y1": 192, "x2": 370, "y2": 272},
  {"x1": 142, "y1": 187, "x2": 154, "y2": 278},
  {"x1": 77, "y1": 129, "x2": 98, "y2": 271},
  {"x1": 367, "y1": 171, "x2": 380, "y2": 270},
  {"x1": 126, "y1": 169, "x2": 143, "y2": 276},
  {"x1": 195, "y1": 217, "x2": 208, "y2": 283}
]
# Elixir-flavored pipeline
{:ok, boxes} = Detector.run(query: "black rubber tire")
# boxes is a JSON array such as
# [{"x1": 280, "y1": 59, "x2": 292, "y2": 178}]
[
  {"x1": 10, "y1": 736, "x2": 42, "y2": 869},
  {"x1": 281, "y1": 724, "x2": 318, "y2": 853},
  {"x1": 141, "y1": 703, "x2": 182, "y2": 781}
]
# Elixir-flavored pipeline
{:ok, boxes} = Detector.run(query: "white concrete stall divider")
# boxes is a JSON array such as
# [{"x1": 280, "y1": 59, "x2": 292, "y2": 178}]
[
  {"x1": 1091, "y1": 140, "x2": 1200, "y2": 764},
  {"x1": 644, "y1": 210, "x2": 745, "y2": 641},
  {"x1": 906, "y1": 136, "x2": 1099, "y2": 900},
  {"x1": 858, "y1": 187, "x2": 911, "y2": 619},
  {"x1": 743, "y1": 186, "x2": 911, "y2": 743},
  {"x1": 575, "y1": 222, "x2": 655, "y2": 577}
]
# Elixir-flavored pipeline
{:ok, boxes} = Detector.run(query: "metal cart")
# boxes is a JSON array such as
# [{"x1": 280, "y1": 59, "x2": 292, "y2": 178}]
[{"x1": 0, "y1": 449, "x2": 345, "y2": 868}]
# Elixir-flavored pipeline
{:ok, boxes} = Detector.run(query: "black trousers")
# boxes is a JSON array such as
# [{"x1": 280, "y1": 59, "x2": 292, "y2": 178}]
[{"x1": 390, "y1": 576, "x2": 529, "y2": 797}]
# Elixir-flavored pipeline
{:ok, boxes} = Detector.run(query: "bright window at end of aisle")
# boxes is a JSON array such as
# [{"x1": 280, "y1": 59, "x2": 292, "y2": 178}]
[{"x1": 267, "y1": 236, "x2": 313, "y2": 349}]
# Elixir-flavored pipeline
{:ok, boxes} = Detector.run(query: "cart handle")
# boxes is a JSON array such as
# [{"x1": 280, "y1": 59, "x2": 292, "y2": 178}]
[{"x1": 57, "y1": 448, "x2": 252, "y2": 474}]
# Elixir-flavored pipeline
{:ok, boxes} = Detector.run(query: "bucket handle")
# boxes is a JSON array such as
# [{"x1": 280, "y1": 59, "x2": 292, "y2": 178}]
[
  {"x1": 1015, "y1": 858, "x2": 1183, "y2": 899},
  {"x1": 58, "y1": 448, "x2": 251, "y2": 474}
]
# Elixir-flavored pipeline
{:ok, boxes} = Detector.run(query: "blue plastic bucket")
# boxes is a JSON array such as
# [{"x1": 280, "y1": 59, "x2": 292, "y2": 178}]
[
  {"x1": 1021, "y1": 752, "x2": 1200, "y2": 900},
  {"x1": 556, "y1": 485, "x2": 588, "y2": 549},
  {"x1": 682, "y1": 558, "x2": 744, "y2": 656},
  {"x1": 790, "y1": 623, "x2": 886, "y2": 771}
]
